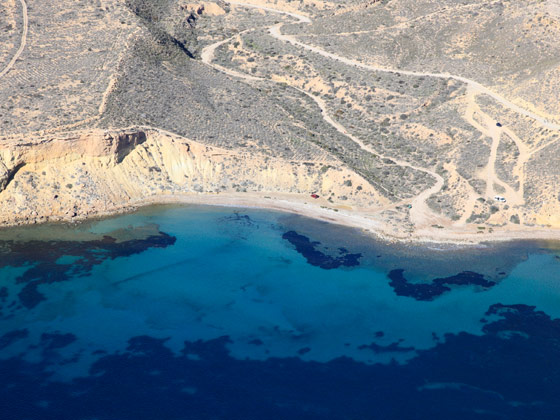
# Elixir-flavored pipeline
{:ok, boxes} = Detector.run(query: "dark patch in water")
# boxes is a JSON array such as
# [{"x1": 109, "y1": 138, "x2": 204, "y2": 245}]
[
  {"x1": 358, "y1": 340, "x2": 414, "y2": 354},
  {"x1": 282, "y1": 231, "x2": 361, "y2": 270},
  {"x1": 0, "y1": 287, "x2": 7, "y2": 301},
  {"x1": 388, "y1": 269, "x2": 496, "y2": 300},
  {"x1": 0, "y1": 286, "x2": 8, "y2": 316},
  {"x1": 217, "y1": 212, "x2": 263, "y2": 240},
  {"x1": 40, "y1": 332, "x2": 77, "y2": 351},
  {"x1": 219, "y1": 212, "x2": 256, "y2": 227},
  {"x1": 2, "y1": 304, "x2": 560, "y2": 419},
  {"x1": 0, "y1": 231, "x2": 176, "y2": 309},
  {"x1": 0, "y1": 328, "x2": 28, "y2": 350}
]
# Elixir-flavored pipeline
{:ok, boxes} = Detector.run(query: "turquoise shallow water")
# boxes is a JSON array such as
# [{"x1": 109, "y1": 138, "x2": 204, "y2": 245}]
[{"x1": 1, "y1": 205, "x2": 560, "y2": 419}]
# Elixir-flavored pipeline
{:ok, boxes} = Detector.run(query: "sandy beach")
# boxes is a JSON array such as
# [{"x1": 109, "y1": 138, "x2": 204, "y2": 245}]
[{"x1": 61, "y1": 191, "x2": 560, "y2": 247}]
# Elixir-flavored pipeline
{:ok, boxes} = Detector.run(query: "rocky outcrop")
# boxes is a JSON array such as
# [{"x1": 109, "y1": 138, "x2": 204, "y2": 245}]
[
  {"x1": 0, "y1": 130, "x2": 148, "y2": 192},
  {"x1": 0, "y1": 162, "x2": 25, "y2": 191},
  {"x1": 105, "y1": 131, "x2": 147, "y2": 164}
]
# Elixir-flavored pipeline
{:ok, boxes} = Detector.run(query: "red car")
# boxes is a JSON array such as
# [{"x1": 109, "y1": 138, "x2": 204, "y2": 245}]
[{"x1": 311, "y1": 194, "x2": 320, "y2": 199}]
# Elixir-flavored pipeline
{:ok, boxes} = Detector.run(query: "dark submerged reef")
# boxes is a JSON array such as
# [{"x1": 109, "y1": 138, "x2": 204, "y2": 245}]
[
  {"x1": 388, "y1": 269, "x2": 496, "y2": 301},
  {"x1": 1, "y1": 303, "x2": 560, "y2": 419},
  {"x1": 0, "y1": 229, "x2": 176, "y2": 310},
  {"x1": 282, "y1": 231, "x2": 362, "y2": 269}
]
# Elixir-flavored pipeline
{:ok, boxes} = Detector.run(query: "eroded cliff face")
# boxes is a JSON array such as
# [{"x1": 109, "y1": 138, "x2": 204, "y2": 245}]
[{"x1": 0, "y1": 129, "x2": 386, "y2": 226}]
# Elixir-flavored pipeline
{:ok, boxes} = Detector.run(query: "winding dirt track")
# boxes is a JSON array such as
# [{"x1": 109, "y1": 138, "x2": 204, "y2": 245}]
[
  {"x1": 201, "y1": 1, "x2": 559, "y2": 228},
  {"x1": 226, "y1": 1, "x2": 560, "y2": 130},
  {"x1": 267, "y1": 28, "x2": 560, "y2": 132},
  {"x1": 0, "y1": 0, "x2": 28, "y2": 80}
]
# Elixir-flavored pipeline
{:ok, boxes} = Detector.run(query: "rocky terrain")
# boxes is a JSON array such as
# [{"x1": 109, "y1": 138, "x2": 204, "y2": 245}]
[{"x1": 0, "y1": 0, "x2": 560, "y2": 242}]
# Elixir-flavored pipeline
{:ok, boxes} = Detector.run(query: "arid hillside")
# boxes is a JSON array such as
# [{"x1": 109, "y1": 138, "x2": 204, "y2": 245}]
[{"x1": 1, "y1": 0, "x2": 560, "y2": 242}]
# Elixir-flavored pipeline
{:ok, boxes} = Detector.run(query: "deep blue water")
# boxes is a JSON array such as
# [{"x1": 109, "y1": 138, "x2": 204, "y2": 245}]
[{"x1": 1, "y1": 205, "x2": 560, "y2": 419}]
